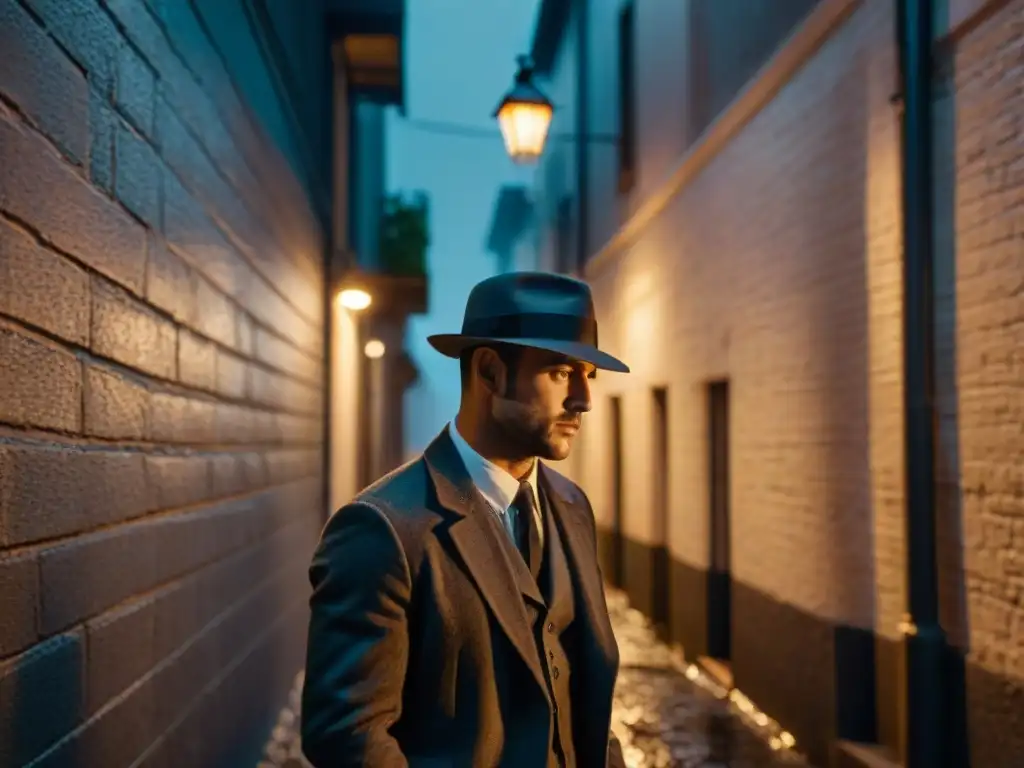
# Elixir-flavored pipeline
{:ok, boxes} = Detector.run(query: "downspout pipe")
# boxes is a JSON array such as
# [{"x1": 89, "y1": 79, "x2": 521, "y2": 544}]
[
  {"x1": 574, "y1": 0, "x2": 589, "y2": 276},
  {"x1": 894, "y1": 1, "x2": 948, "y2": 766}
]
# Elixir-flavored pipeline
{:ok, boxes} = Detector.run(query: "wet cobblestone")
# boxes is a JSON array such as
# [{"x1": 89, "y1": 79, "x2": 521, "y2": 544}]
[{"x1": 259, "y1": 589, "x2": 813, "y2": 767}]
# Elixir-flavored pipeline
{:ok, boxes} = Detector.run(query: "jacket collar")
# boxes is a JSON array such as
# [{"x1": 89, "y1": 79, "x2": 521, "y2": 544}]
[{"x1": 446, "y1": 421, "x2": 540, "y2": 514}]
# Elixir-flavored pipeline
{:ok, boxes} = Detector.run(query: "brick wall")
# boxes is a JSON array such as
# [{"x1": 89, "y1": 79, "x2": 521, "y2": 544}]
[
  {"x1": 946, "y1": 1, "x2": 1024, "y2": 764},
  {"x1": 545, "y1": 0, "x2": 1024, "y2": 763},
  {"x1": 0, "y1": 0, "x2": 326, "y2": 765},
  {"x1": 579, "y1": 0, "x2": 900, "y2": 638},
  {"x1": 686, "y1": 0, "x2": 822, "y2": 145}
]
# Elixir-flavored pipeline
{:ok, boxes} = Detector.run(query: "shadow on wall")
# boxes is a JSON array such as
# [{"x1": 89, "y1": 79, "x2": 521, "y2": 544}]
[
  {"x1": 1, "y1": 633, "x2": 85, "y2": 767},
  {"x1": 0, "y1": 506, "x2": 315, "y2": 767}
]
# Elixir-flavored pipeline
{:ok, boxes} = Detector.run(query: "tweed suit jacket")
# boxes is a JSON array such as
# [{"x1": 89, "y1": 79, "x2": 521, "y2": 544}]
[{"x1": 301, "y1": 427, "x2": 625, "y2": 767}]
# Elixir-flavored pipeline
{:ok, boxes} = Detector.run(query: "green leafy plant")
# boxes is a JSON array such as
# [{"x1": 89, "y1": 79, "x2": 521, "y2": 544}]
[{"x1": 379, "y1": 191, "x2": 430, "y2": 276}]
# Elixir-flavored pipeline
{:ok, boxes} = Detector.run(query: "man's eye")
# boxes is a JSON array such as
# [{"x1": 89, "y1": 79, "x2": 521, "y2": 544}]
[{"x1": 552, "y1": 369, "x2": 571, "y2": 381}]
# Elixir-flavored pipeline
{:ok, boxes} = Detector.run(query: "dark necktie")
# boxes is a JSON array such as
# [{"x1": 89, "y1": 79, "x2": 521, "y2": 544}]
[{"x1": 514, "y1": 480, "x2": 543, "y2": 581}]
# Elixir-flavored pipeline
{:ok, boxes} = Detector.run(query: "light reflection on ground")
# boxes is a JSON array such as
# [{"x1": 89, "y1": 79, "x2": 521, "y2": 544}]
[{"x1": 260, "y1": 589, "x2": 814, "y2": 767}]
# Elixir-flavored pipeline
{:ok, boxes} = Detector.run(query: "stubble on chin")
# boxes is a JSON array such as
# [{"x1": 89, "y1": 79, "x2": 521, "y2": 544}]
[{"x1": 491, "y1": 396, "x2": 550, "y2": 453}]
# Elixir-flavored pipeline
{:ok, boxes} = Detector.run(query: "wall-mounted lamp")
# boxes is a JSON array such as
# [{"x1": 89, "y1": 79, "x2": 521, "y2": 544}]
[
  {"x1": 338, "y1": 288, "x2": 372, "y2": 311},
  {"x1": 364, "y1": 339, "x2": 386, "y2": 359}
]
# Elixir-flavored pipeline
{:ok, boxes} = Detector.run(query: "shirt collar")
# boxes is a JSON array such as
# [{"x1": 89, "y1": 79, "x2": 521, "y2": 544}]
[{"x1": 448, "y1": 421, "x2": 540, "y2": 513}]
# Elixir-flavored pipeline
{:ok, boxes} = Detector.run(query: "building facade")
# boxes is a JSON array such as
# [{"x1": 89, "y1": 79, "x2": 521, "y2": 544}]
[
  {"x1": 328, "y1": 0, "x2": 427, "y2": 504},
  {"x1": 0, "y1": 0, "x2": 412, "y2": 764},
  {"x1": 486, "y1": 185, "x2": 538, "y2": 275},
  {"x1": 527, "y1": 0, "x2": 1024, "y2": 766}
]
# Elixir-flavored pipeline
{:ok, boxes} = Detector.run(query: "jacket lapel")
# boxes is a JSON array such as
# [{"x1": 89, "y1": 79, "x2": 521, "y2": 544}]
[
  {"x1": 538, "y1": 464, "x2": 619, "y2": 668},
  {"x1": 423, "y1": 429, "x2": 551, "y2": 704}
]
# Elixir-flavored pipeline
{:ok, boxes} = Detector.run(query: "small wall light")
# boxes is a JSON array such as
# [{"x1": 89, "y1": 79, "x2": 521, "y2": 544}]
[
  {"x1": 338, "y1": 288, "x2": 372, "y2": 311},
  {"x1": 364, "y1": 339, "x2": 386, "y2": 359}
]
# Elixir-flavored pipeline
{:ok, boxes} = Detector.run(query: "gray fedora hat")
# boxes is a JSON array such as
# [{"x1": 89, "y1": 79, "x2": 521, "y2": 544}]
[{"x1": 427, "y1": 271, "x2": 630, "y2": 373}]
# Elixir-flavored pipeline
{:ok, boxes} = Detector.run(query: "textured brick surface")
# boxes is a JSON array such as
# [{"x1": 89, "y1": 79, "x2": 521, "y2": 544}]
[
  {"x1": 536, "y1": 0, "x2": 1023, "y2": 762},
  {"x1": 115, "y1": 123, "x2": 162, "y2": 229},
  {"x1": 115, "y1": 41, "x2": 156, "y2": 137},
  {"x1": 194, "y1": 275, "x2": 239, "y2": 349},
  {"x1": 0, "y1": 324, "x2": 82, "y2": 433},
  {"x1": 0, "y1": 631, "x2": 85, "y2": 767},
  {"x1": 0, "y1": 552, "x2": 39, "y2": 657},
  {"x1": 146, "y1": 454, "x2": 211, "y2": 511},
  {"x1": 0, "y1": 443, "x2": 150, "y2": 545},
  {"x1": 0, "y1": 113, "x2": 147, "y2": 294},
  {"x1": 85, "y1": 595, "x2": 156, "y2": 714},
  {"x1": 216, "y1": 348, "x2": 249, "y2": 399},
  {"x1": 0, "y1": 0, "x2": 89, "y2": 163},
  {"x1": 145, "y1": 232, "x2": 196, "y2": 324},
  {"x1": 92, "y1": 276, "x2": 178, "y2": 379},
  {"x1": 162, "y1": 160, "x2": 249, "y2": 302},
  {"x1": 22, "y1": 0, "x2": 122, "y2": 93},
  {"x1": 178, "y1": 329, "x2": 217, "y2": 391},
  {"x1": 0, "y1": 218, "x2": 90, "y2": 346},
  {"x1": 0, "y1": 1, "x2": 326, "y2": 765},
  {"x1": 256, "y1": 326, "x2": 321, "y2": 384},
  {"x1": 948, "y1": 2, "x2": 1024, "y2": 765},
  {"x1": 83, "y1": 363, "x2": 151, "y2": 440},
  {"x1": 238, "y1": 311, "x2": 256, "y2": 356},
  {"x1": 148, "y1": 393, "x2": 217, "y2": 444},
  {"x1": 88, "y1": 87, "x2": 117, "y2": 192}
]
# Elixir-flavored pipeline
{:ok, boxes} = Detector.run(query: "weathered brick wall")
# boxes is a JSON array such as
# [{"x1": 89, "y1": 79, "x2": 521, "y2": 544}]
[
  {"x1": 0, "y1": 0, "x2": 325, "y2": 765},
  {"x1": 686, "y1": 0, "x2": 822, "y2": 144},
  {"x1": 564, "y1": 0, "x2": 906, "y2": 761},
  {"x1": 555, "y1": 0, "x2": 1024, "y2": 762},
  {"x1": 580, "y1": 0, "x2": 901, "y2": 637},
  {"x1": 947, "y1": 1, "x2": 1024, "y2": 764}
]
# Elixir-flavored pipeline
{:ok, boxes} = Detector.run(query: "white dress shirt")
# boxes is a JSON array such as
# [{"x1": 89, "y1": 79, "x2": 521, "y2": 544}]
[{"x1": 448, "y1": 421, "x2": 544, "y2": 547}]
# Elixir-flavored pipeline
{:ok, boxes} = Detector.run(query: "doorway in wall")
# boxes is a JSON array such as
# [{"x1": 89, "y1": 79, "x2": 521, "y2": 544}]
[
  {"x1": 610, "y1": 395, "x2": 625, "y2": 589},
  {"x1": 651, "y1": 387, "x2": 671, "y2": 639},
  {"x1": 706, "y1": 380, "x2": 732, "y2": 675}
]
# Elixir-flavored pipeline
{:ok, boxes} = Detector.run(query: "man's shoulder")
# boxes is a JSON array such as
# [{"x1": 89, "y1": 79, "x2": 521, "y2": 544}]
[
  {"x1": 357, "y1": 454, "x2": 432, "y2": 510},
  {"x1": 539, "y1": 462, "x2": 590, "y2": 506},
  {"x1": 328, "y1": 455, "x2": 440, "y2": 547}
]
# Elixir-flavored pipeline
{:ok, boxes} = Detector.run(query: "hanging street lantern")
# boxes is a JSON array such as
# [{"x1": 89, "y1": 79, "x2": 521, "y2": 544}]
[{"x1": 493, "y1": 56, "x2": 554, "y2": 165}]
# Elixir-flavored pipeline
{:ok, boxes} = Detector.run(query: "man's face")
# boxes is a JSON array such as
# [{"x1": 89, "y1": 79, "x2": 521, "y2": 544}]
[{"x1": 490, "y1": 346, "x2": 595, "y2": 461}]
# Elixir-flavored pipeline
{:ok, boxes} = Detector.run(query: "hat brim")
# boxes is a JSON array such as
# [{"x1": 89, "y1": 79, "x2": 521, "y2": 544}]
[{"x1": 427, "y1": 334, "x2": 630, "y2": 373}]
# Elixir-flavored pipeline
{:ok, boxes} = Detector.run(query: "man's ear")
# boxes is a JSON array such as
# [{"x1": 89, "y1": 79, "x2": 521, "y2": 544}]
[{"x1": 474, "y1": 347, "x2": 507, "y2": 396}]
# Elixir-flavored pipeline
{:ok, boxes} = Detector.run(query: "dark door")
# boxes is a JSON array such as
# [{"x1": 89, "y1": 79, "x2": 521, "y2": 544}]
[
  {"x1": 610, "y1": 396, "x2": 625, "y2": 589},
  {"x1": 707, "y1": 380, "x2": 731, "y2": 661},
  {"x1": 651, "y1": 387, "x2": 671, "y2": 637}
]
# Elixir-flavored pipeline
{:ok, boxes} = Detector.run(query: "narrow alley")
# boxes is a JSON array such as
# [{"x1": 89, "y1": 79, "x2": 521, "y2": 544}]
[
  {"x1": 259, "y1": 589, "x2": 810, "y2": 768},
  {"x1": 2, "y1": 0, "x2": 1021, "y2": 764}
]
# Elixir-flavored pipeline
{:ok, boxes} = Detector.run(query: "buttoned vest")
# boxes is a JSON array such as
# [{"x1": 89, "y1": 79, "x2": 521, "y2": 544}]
[{"x1": 503, "y1": 483, "x2": 579, "y2": 768}]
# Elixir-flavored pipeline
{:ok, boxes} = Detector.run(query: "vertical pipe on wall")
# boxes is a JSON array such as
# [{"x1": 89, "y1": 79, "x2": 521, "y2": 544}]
[
  {"x1": 574, "y1": 0, "x2": 589, "y2": 274},
  {"x1": 322, "y1": 255, "x2": 334, "y2": 519},
  {"x1": 894, "y1": 1, "x2": 948, "y2": 765}
]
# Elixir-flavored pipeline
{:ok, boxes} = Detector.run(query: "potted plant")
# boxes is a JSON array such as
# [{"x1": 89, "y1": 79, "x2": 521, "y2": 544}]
[{"x1": 379, "y1": 191, "x2": 430, "y2": 277}]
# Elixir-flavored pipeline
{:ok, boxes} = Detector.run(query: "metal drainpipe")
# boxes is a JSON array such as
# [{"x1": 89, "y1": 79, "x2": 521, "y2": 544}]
[
  {"x1": 575, "y1": 0, "x2": 589, "y2": 276},
  {"x1": 321, "y1": 48, "x2": 334, "y2": 522},
  {"x1": 322, "y1": 247, "x2": 334, "y2": 520},
  {"x1": 894, "y1": 1, "x2": 947, "y2": 766}
]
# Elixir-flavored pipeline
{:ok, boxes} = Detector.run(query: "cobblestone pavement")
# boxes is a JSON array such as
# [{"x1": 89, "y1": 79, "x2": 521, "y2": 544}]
[{"x1": 259, "y1": 590, "x2": 813, "y2": 767}]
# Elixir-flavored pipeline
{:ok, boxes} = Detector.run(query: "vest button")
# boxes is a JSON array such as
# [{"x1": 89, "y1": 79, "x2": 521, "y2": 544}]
[
  {"x1": 546, "y1": 622, "x2": 555, "y2": 633},
  {"x1": 552, "y1": 666, "x2": 560, "y2": 679}
]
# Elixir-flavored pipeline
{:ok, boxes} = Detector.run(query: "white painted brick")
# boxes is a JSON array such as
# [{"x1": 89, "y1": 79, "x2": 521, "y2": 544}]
[{"x1": 541, "y1": 0, "x2": 1024, "y2": 759}]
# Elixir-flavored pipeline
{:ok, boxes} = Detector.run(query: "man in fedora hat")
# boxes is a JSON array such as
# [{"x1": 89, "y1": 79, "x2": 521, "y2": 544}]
[{"x1": 302, "y1": 272, "x2": 630, "y2": 767}]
